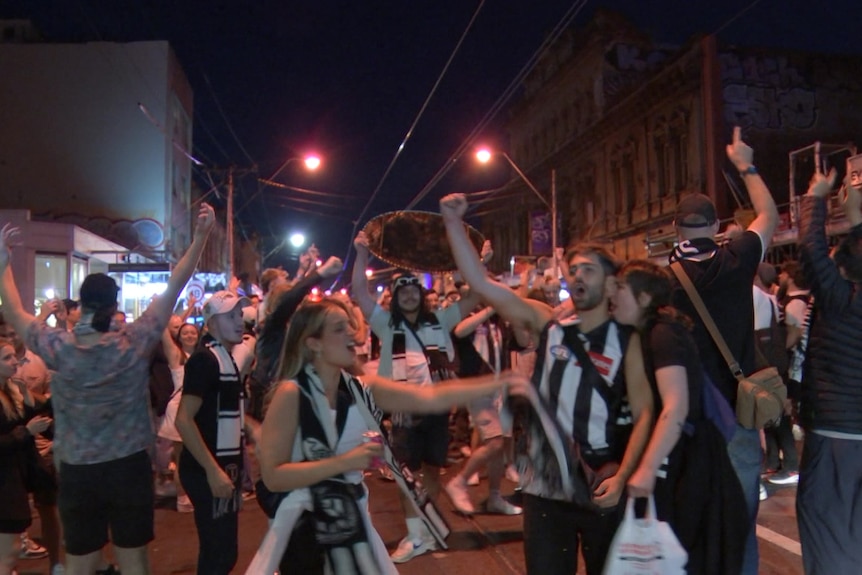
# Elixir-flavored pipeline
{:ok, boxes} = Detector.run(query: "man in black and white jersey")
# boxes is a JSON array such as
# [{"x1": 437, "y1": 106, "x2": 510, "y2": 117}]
[{"x1": 441, "y1": 194, "x2": 653, "y2": 575}]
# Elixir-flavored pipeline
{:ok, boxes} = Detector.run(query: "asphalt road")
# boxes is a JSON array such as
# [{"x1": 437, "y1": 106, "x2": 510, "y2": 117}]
[{"x1": 16, "y1": 466, "x2": 804, "y2": 574}]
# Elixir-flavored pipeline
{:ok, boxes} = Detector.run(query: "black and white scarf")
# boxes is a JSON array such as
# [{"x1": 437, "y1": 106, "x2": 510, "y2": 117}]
[
  {"x1": 390, "y1": 317, "x2": 455, "y2": 427},
  {"x1": 205, "y1": 337, "x2": 245, "y2": 518},
  {"x1": 296, "y1": 365, "x2": 382, "y2": 575},
  {"x1": 669, "y1": 237, "x2": 719, "y2": 263}
]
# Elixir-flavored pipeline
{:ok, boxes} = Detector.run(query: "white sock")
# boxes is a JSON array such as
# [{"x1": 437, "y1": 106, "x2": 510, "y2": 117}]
[{"x1": 406, "y1": 517, "x2": 425, "y2": 540}]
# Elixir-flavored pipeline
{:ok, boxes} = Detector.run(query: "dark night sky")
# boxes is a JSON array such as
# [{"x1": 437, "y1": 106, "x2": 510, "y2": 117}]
[{"x1": 2, "y1": 0, "x2": 860, "y2": 269}]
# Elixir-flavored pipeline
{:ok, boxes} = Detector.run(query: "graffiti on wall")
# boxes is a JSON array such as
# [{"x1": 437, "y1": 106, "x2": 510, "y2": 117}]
[{"x1": 721, "y1": 54, "x2": 817, "y2": 130}]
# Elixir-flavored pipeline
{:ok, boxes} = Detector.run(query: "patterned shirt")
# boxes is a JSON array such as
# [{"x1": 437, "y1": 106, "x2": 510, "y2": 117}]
[{"x1": 25, "y1": 307, "x2": 164, "y2": 465}]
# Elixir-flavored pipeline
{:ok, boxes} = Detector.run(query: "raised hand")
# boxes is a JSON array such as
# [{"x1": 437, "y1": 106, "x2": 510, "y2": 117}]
[
  {"x1": 440, "y1": 193, "x2": 468, "y2": 221},
  {"x1": 319, "y1": 256, "x2": 344, "y2": 279},
  {"x1": 726, "y1": 126, "x2": 754, "y2": 170},
  {"x1": 808, "y1": 167, "x2": 838, "y2": 199},
  {"x1": 195, "y1": 203, "x2": 216, "y2": 236},
  {"x1": 0, "y1": 223, "x2": 20, "y2": 270},
  {"x1": 353, "y1": 231, "x2": 370, "y2": 254}
]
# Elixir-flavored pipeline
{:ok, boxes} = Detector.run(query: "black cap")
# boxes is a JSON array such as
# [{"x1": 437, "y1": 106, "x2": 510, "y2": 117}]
[
  {"x1": 674, "y1": 193, "x2": 717, "y2": 228},
  {"x1": 79, "y1": 273, "x2": 119, "y2": 308}
]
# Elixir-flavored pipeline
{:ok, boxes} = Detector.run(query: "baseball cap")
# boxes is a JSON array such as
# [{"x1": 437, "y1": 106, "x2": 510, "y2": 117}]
[
  {"x1": 80, "y1": 274, "x2": 120, "y2": 308},
  {"x1": 203, "y1": 291, "x2": 251, "y2": 322},
  {"x1": 674, "y1": 193, "x2": 717, "y2": 228}
]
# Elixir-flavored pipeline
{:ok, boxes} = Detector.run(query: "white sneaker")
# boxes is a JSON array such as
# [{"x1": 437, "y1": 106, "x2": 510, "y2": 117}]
[
  {"x1": 792, "y1": 424, "x2": 805, "y2": 441},
  {"x1": 390, "y1": 536, "x2": 436, "y2": 563},
  {"x1": 51, "y1": 564, "x2": 66, "y2": 575},
  {"x1": 19, "y1": 532, "x2": 48, "y2": 559},
  {"x1": 467, "y1": 472, "x2": 480, "y2": 486},
  {"x1": 444, "y1": 478, "x2": 475, "y2": 515},
  {"x1": 487, "y1": 495, "x2": 523, "y2": 515},
  {"x1": 759, "y1": 483, "x2": 768, "y2": 501}
]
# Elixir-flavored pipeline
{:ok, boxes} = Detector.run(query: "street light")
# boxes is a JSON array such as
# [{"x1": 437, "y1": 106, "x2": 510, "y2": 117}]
[
  {"x1": 267, "y1": 154, "x2": 322, "y2": 182},
  {"x1": 289, "y1": 232, "x2": 306, "y2": 248},
  {"x1": 476, "y1": 148, "x2": 558, "y2": 270},
  {"x1": 228, "y1": 154, "x2": 323, "y2": 279}
]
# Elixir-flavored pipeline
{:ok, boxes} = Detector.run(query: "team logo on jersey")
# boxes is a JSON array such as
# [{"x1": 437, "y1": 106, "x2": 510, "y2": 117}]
[
  {"x1": 588, "y1": 351, "x2": 613, "y2": 376},
  {"x1": 550, "y1": 344, "x2": 572, "y2": 362}
]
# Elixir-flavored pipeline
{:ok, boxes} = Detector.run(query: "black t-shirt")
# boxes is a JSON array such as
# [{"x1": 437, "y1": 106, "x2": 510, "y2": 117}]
[
  {"x1": 643, "y1": 319, "x2": 703, "y2": 422},
  {"x1": 182, "y1": 336, "x2": 244, "y2": 473},
  {"x1": 671, "y1": 231, "x2": 762, "y2": 405}
]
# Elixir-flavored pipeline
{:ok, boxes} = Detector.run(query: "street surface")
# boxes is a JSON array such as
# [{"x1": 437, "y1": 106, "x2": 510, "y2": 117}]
[{"x1": 17, "y1": 468, "x2": 804, "y2": 574}]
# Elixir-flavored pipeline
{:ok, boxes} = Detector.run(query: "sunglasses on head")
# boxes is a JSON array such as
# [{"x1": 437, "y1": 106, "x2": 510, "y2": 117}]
[{"x1": 393, "y1": 276, "x2": 422, "y2": 289}]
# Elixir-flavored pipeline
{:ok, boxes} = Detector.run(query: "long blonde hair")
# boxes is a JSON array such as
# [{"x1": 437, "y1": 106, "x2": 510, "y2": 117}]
[
  {"x1": 0, "y1": 339, "x2": 24, "y2": 420},
  {"x1": 274, "y1": 299, "x2": 351, "y2": 382}
]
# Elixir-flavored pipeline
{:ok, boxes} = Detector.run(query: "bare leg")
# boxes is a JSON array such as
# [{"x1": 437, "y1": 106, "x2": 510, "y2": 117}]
[
  {"x1": 114, "y1": 545, "x2": 151, "y2": 575},
  {"x1": 66, "y1": 549, "x2": 103, "y2": 575},
  {"x1": 35, "y1": 502, "x2": 63, "y2": 568},
  {"x1": 0, "y1": 533, "x2": 19, "y2": 575}
]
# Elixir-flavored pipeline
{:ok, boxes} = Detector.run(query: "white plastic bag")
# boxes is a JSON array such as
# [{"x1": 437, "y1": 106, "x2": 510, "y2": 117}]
[{"x1": 602, "y1": 496, "x2": 687, "y2": 575}]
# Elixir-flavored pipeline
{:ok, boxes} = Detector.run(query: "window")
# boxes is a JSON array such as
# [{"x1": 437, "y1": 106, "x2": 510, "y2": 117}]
[
  {"x1": 34, "y1": 254, "x2": 68, "y2": 317},
  {"x1": 71, "y1": 258, "x2": 88, "y2": 299}
]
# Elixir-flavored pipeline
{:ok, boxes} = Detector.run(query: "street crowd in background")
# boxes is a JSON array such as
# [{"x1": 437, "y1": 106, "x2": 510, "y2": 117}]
[{"x1": 0, "y1": 126, "x2": 861, "y2": 575}]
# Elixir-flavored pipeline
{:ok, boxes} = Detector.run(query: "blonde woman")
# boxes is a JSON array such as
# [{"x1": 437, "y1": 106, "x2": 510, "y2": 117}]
[
  {"x1": 0, "y1": 338, "x2": 52, "y2": 575},
  {"x1": 256, "y1": 299, "x2": 523, "y2": 574}
]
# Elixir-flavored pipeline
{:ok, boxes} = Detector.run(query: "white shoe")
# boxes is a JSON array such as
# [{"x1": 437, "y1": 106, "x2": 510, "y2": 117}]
[
  {"x1": 51, "y1": 564, "x2": 66, "y2": 575},
  {"x1": 759, "y1": 483, "x2": 768, "y2": 501},
  {"x1": 487, "y1": 495, "x2": 523, "y2": 515},
  {"x1": 19, "y1": 532, "x2": 48, "y2": 559},
  {"x1": 467, "y1": 472, "x2": 480, "y2": 486},
  {"x1": 792, "y1": 424, "x2": 805, "y2": 441},
  {"x1": 390, "y1": 536, "x2": 436, "y2": 563},
  {"x1": 444, "y1": 478, "x2": 475, "y2": 515}
]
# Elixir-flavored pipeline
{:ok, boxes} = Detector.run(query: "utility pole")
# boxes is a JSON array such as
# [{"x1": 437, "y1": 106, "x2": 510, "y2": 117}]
[{"x1": 227, "y1": 167, "x2": 235, "y2": 280}]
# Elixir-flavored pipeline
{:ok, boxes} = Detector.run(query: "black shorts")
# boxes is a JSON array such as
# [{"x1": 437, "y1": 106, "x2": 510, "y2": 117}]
[
  {"x1": 390, "y1": 414, "x2": 449, "y2": 470},
  {"x1": 58, "y1": 450, "x2": 155, "y2": 555},
  {"x1": 0, "y1": 518, "x2": 31, "y2": 534}
]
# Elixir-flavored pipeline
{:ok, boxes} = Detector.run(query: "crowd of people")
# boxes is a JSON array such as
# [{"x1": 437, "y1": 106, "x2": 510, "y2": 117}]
[{"x1": 0, "y1": 126, "x2": 860, "y2": 575}]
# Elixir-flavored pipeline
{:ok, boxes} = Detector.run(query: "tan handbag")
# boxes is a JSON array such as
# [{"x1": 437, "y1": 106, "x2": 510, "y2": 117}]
[{"x1": 670, "y1": 262, "x2": 787, "y2": 429}]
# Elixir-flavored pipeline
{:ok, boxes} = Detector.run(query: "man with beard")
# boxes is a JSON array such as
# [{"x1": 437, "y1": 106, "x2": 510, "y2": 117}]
[
  {"x1": 175, "y1": 290, "x2": 251, "y2": 575},
  {"x1": 440, "y1": 194, "x2": 652, "y2": 575},
  {"x1": 351, "y1": 231, "x2": 481, "y2": 563}
]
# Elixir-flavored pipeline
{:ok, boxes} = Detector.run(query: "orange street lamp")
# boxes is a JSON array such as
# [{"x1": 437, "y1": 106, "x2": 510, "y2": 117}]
[{"x1": 475, "y1": 148, "x2": 558, "y2": 266}]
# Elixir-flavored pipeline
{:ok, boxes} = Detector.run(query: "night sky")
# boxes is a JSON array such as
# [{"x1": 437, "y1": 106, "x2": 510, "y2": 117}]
[{"x1": 2, "y1": 0, "x2": 860, "y2": 269}]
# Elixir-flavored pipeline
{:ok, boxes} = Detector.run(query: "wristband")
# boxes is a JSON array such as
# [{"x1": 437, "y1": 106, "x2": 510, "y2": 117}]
[{"x1": 739, "y1": 165, "x2": 758, "y2": 177}]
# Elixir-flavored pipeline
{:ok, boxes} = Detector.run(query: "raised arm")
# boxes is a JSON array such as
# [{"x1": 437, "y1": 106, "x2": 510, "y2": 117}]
[
  {"x1": 799, "y1": 168, "x2": 855, "y2": 312},
  {"x1": 364, "y1": 371, "x2": 518, "y2": 414},
  {"x1": 0, "y1": 224, "x2": 38, "y2": 338},
  {"x1": 350, "y1": 232, "x2": 377, "y2": 319},
  {"x1": 147, "y1": 204, "x2": 216, "y2": 326},
  {"x1": 440, "y1": 194, "x2": 550, "y2": 336},
  {"x1": 727, "y1": 126, "x2": 779, "y2": 248},
  {"x1": 453, "y1": 305, "x2": 495, "y2": 339}
]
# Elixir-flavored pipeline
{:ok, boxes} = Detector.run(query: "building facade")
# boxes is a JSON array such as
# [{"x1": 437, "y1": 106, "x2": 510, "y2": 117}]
[
  {"x1": 0, "y1": 20, "x2": 194, "y2": 260},
  {"x1": 483, "y1": 11, "x2": 862, "y2": 268}
]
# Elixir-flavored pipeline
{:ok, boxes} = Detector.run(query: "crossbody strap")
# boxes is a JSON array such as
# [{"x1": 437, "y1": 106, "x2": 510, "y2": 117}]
[{"x1": 669, "y1": 261, "x2": 745, "y2": 381}]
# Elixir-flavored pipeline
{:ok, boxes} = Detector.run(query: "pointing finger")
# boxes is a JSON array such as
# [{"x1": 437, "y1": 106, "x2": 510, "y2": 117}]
[{"x1": 732, "y1": 126, "x2": 741, "y2": 145}]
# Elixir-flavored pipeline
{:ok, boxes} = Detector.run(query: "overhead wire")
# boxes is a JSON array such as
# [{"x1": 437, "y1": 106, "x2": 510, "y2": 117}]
[{"x1": 402, "y1": 0, "x2": 588, "y2": 212}]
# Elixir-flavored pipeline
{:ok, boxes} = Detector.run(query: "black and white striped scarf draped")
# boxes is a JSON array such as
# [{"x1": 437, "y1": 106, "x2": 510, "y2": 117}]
[
  {"x1": 205, "y1": 338, "x2": 245, "y2": 518},
  {"x1": 390, "y1": 318, "x2": 453, "y2": 427},
  {"x1": 669, "y1": 237, "x2": 719, "y2": 263},
  {"x1": 295, "y1": 366, "x2": 383, "y2": 575}
]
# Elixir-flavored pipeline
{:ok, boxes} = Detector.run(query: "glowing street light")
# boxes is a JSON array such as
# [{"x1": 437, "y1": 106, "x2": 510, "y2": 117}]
[
  {"x1": 268, "y1": 153, "x2": 323, "y2": 182},
  {"x1": 476, "y1": 147, "x2": 558, "y2": 270},
  {"x1": 289, "y1": 232, "x2": 306, "y2": 248}
]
